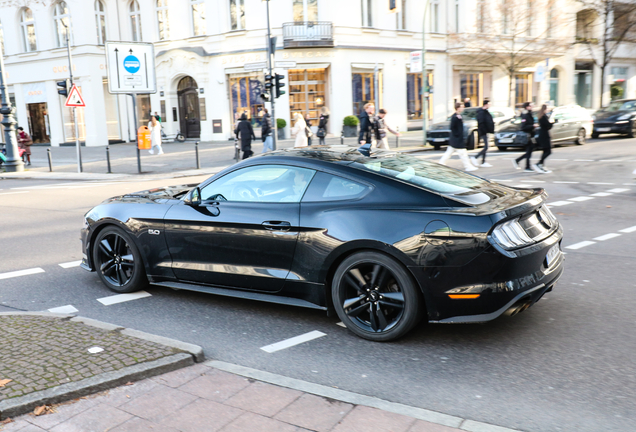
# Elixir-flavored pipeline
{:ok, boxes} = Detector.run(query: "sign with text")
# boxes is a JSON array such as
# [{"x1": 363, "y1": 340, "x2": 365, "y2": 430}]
[
  {"x1": 244, "y1": 61, "x2": 268, "y2": 71},
  {"x1": 410, "y1": 51, "x2": 422, "y2": 73},
  {"x1": 106, "y1": 42, "x2": 156, "y2": 94}
]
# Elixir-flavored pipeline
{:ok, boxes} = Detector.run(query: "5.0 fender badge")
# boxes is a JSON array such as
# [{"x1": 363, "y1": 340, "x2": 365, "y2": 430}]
[{"x1": 148, "y1": 229, "x2": 161, "y2": 235}]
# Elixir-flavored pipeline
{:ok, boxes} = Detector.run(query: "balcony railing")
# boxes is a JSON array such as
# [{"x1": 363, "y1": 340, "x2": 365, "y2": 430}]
[{"x1": 282, "y1": 21, "x2": 334, "y2": 48}]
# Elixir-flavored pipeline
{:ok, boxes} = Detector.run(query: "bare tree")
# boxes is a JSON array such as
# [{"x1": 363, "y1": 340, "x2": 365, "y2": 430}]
[
  {"x1": 449, "y1": 0, "x2": 569, "y2": 107},
  {"x1": 576, "y1": 0, "x2": 636, "y2": 106}
]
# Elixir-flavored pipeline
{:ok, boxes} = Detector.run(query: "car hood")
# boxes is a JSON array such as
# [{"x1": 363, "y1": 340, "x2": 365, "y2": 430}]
[
  {"x1": 594, "y1": 110, "x2": 634, "y2": 121},
  {"x1": 497, "y1": 122, "x2": 522, "y2": 133},
  {"x1": 103, "y1": 184, "x2": 197, "y2": 204}
]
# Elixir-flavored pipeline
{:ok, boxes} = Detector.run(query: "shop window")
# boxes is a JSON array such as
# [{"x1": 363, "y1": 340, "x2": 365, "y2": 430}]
[
  {"x1": 95, "y1": 0, "x2": 107, "y2": 45},
  {"x1": 574, "y1": 62, "x2": 593, "y2": 108},
  {"x1": 229, "y1": 74, "x2": 264, "y2": 129},
  {"x1": 460, "y1": 73, "x2": 482, "y2": 107},
  {"x1": 156, "y1": 0, "x2": 170, "y2": 40},
  {"x1": 230, "y1": 0, "x2": 245, "y2": 31},
  {"x1": 352, "y1": 72, "x2": 381, "y2": 116},
  {"x1": 53, "y1": 1, "x2": 72, "y2": 48},
  {"x1": 192, "y1": 0, "x2": 206, "y2": 36},
  {"x1": 129, "y1": 0, "x2": 142, "y2": 42},
  {"x1": 549, "y1": 68, "x2": 559, "y2": 106},
  {"x1": 407, "y1": 72, "x2": 433, "y2": 122},
  {"x1": 515, "y1": 73, "x2": 532, "y2": 105},
  {"x1": 20, "y1": 8, "x2": 37, "y2": 52},
  {"x1": 289, "y1": 68, "x2": 327, "y2": 126},
  {"x1": 293, "y1": 0, "x2": 318, "y2": 22}
]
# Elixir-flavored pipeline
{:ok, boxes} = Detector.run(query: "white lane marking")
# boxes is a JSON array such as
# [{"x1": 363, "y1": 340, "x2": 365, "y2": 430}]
[
  {"x1": 514, "y1": 184, "x2": 534, "y2": 188},
  {"x1": 565, "y1": 241, "x2": 596, "y2": 250},
  {"x1": 0, "y1": 191, "x2": 30, "y2": 196},
  {"x1": 574, "y1": 159, "x2": 594, "y2": 162},
  {"x1": 568, "y1": 196, "x2": 594, "y2": 202},
  {"x1": 260, "y1": 330, "x2": 327, "y2": 353},
  {"x1": 599, "y1": 160, "x2": 623, "y2": 162},
  {"x1": 336, "y1": 322, "x2": 347, "y2": 328},
  {"x1": 97, "y1": 291, "x2": 152, "y2": 306},
  {"x1": 48, "y1": 305, "x2": 78, "y2": 314},
  {"x1": 547, "y1": 201, "x2": 574, "y2": 207},
  {"x1": 554, "y1": 181, "x2": 579, "y2": 184},
  {"x1": 607, "y1": 188, "x2": 630, "y2": 193},
  {"x1": 10, "y1": 182, "x2": 77, "y2": 189},
  {"x1": 587, "y1": 182, "x2": 614, "y2": 185},
  {"x1": 59, "y1": 260, "x2": 82, "y2": 269},
  {"x1": 590, "y1": 192, "x2": 613, "y2": 197},
  {"x1": 549, "y1": 159, "x2": 568, "y2": 161},
  {"x1": 0, "y1": 267, "x2": 45, "y2": 280},
  {"x1": 519, "y1": 180, "x2": 546, "y2": 183},
  {"x1": 619, "y1": 226, "x2": 636, "y2": 233},
  {"x1": 593, "y1": 233, "x2": 621, "y2": 241}
]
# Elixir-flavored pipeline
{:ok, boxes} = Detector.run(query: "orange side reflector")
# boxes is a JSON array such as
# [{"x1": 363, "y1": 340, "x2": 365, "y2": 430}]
[{"x1": 448, "y1": 294, "x2": 481, "y2": 299}]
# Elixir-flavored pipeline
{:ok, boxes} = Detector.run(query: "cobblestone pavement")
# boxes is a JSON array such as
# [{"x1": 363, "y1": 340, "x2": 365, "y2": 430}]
[{"x1": 0, "y1": 315, "x2": 178, "y2": 402}]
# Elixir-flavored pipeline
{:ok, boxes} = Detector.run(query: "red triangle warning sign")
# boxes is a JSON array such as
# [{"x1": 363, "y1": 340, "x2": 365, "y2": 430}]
[{"x1": 65, "y1": 85, "x2": 85, "y2": 107}]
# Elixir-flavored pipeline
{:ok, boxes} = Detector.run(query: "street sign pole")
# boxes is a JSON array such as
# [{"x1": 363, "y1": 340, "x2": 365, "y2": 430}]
[
  {"x1": 131, "y1": 93, "x2": 141, "y2": 174},
  {"x1": 265, "y1": 0, "x2": 277, "y2": 150},
  {"x1": 422, "y1": 1, "x2": 429, "y2": 146},
  {"x1": 62, "y1": 21, "x2": 82, "y2": 172}
]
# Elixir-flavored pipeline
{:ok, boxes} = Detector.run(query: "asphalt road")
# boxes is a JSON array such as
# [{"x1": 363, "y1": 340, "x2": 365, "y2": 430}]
[{"x1": 1, "y1": 137, "x2": 635, "y2": 432}]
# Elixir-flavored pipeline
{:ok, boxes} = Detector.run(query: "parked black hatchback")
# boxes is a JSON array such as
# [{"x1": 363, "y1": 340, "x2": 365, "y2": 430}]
[
  {"x1": 81, "y1": 147, "x2": 564, "y2": 342},
  {"x1": 592, "y1": 99, "x2": 636, "y2": 138}
]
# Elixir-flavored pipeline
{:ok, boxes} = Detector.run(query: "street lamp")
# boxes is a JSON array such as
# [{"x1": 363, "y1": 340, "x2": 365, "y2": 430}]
[{"x1": 0, "y1": 48, "x2": 24, "y2": 172}]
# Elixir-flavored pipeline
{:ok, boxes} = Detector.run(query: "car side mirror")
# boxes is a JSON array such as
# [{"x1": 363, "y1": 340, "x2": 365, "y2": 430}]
[{"x1": 188, "y1": 187, "x2": 202, "y2": 206}]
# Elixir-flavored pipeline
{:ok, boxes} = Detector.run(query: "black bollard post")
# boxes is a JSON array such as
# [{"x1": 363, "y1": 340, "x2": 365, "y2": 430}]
[
  {"x1": 106, "y1": 146, "x2": 112, "y2": 173},
  {"x1": 195, "y1": 141, "x2": 200, "y2": 169},
  {"x1": 396, "y1": 127, "x2": 400, "y2": 148},
  {"x1": 340, "y1": 128, "x2": 344, "y2": 145},
  {"x1": 47, "y1": 148, "x2": 53, "y2": 172}
]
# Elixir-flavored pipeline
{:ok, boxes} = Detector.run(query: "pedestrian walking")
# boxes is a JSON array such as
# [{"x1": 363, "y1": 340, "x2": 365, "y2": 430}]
[
  {"x1": 439, "y1": 103, "x2": 478, "y2": 172},
  {"x1": 291, "y1": 112, "x2": 308, "y2": 148},
  {"x1": 261, "y1": 108, "x2": 273, "y2": 153},
  {"x1": 16, "y1": 127, "x2": 33, "y2": 166},
  {"x1": 358, "y1": 103, "x2": 377, "y2": 147},
  {"x1": 235, "y1": 113, "x2": 256, "y2": 159},
  {"x1": 463, "y1": 98, "x2": 472, "y2": 108},
  {"x1": 512, "y1": 102, "x2": 537, "y2": 172},
  {"x1": 471, "y1": 99, "x2": 495, "y2": 167},
  {"x1": 375, "y1": 109, "x2": 400, "y2": 150},
  {"x1": 305, "y1": 114, "x2": 313, "y2": 146},
  {"x1": 148, "y1": 116, "x2": 164, "y2": 155},
  {"x1": 533, "y1": 104, "x2": 553, "y2": 173},
  {"x1": 317, "y1": 107, "x2": 329, "y2": 145}
]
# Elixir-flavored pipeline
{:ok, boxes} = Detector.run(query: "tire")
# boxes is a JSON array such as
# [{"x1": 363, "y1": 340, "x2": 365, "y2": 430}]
[
  {"x1": 466, "y1": 131, "x2": 476, "y2": 150},
  {"x1": 433, "y1": 145, "x2": 441, "y2": 151},
  {"x1": 497, "y1": 146, "x2": 508, "y2": 151},
  {"x1": 331, "y1": 251, "x2": 422, "y2": 342},
  {"x1": 628, "y1": 122, "x2": 636, "y2": 139},
  {"x1": 176, "y1": 134, "x2": 186, "y2": 142},
  {"x1": 575, "y1": 128, "x2": 586, "y2": 145},
  {"x1": 591, "y1": 132, "x2": 599, "y2": 139},
  {"x1": 93, "y1": 226, "x2": 148, "y2": 294}
]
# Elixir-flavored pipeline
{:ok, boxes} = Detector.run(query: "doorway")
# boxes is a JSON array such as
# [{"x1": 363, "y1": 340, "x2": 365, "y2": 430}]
[
  {"x1": 177, "y1": 76, "x2": 201, "y2": 139},
  {"x1": 26, "y1": 103, "x2": 50, "y2": 143}
]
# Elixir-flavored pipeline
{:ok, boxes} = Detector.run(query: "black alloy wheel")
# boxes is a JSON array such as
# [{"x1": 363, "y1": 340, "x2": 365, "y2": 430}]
[
  {"x1": 93, "y1": 226, "x2": 147, "y2": 293},
  {"x1": 575, "y1": 128, "x2": 586, "y2": 145},
  {"x1": 332, "y1": 252, "x2": 422, "y2": 341}
]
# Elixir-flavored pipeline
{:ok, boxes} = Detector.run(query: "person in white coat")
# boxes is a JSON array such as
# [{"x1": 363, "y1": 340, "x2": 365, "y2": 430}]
[
  {"x1": 148, "y1": 116, "x2": 163, "y2": 155},
  {"x1": 292, "y1": 112, "x2": 308, "y2": 148}
]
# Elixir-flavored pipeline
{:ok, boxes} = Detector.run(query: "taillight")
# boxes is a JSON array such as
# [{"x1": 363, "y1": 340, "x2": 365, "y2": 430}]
[
  {"x1": 490, "y1": 206, "x2": 558, "y2": 251},
  {"x1": 491, "y1": 218, "x2": 533, "y2": 249}
]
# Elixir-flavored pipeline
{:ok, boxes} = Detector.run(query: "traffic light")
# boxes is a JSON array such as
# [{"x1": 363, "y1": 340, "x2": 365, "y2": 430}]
[
  {"x1": 274, "y1": 73, "x2": 285, "y2": 98},
  {"x1": 56, "y1": 79, "x2": 70, "y2": 97},
  {"x1": 264, "y1": 74, "x2": 273, "y2": 90}
]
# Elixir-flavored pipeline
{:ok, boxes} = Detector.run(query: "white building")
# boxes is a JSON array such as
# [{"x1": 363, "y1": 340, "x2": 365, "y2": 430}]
[{"x1": 0, "y1": 0, "x2": 634, "y2": 146}]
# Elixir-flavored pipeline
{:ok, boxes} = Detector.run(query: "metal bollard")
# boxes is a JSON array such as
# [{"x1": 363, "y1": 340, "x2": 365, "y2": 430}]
[
  {"x1": 340, "y1": 129, "x2": 344, "y2": 145},
  {"x1": 195, "y1": 141, "x2": 200, "y2": 169},
  {"x1": 47, "y1": 148, "x2": 53, "y2": 172},
  {"x1": 396, "y1": 127, "x2": 400, "y2": 148},
  {"x1": 106, "y1": 146, "x2": 112, "y2": 174}
]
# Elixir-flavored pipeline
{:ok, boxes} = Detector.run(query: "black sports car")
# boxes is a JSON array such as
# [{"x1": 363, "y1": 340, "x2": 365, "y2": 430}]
[
  {"x1": 81, "y1": 146, "x2": 564, "y2": 341},
  {"x1": 592, "y1": 99, "x2": 636, "y2": 138}
]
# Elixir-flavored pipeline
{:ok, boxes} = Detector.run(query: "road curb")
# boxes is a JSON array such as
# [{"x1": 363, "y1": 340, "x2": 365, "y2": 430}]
[
  {"x1": 207, "y1": 360, "x2": 524, "y2": 432},
  {"x1": 0, "y1": 312, "x2": 205, "y2": 420}
]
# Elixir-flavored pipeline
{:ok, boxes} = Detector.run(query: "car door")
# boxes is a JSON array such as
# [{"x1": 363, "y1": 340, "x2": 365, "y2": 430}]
[
  {"x1": 163, "y1": 164, "x2": 316, "y2": 292},
  {"x1": 550, "y1": 111, "x2": 568, "y2": 142}
]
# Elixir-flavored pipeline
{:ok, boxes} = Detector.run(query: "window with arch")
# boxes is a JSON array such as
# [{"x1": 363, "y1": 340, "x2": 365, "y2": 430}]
[
  {"x1": 396, "y1": 0, "x2": 407, "y2": 30},
  {"x1": 191, "y1": 0, "x2": 206, "y2": 35},
  {"x1": 20, "y1": 8, "x2": 37, "y2": 52},
  {"x1": 156, "y1": 0, "x2": 169, "y2": 40},
  {"x1": 54, "y1": 1, "x2": 72, "y2": 48},
  {"x1": 129, "y1": 0, "x2": 142, "y2": 42},
  {"x1": 229, "y1": 0, "x2": 245, "y2": 31},
  {"x1": 549, "y1": 68, "x2": 559, "y2": 105},
  {"x1": 95, "y1": 0, "x2": 107, "y2": 45},
  {"x1": 430, "y1": 0, "x2": 440, "y2": 33}
]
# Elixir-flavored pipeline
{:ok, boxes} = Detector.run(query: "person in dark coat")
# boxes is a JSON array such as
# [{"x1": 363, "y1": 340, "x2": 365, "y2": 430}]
[
  {"x1": 513, "y1": 102, "x2": 537, "y2": 172},
  {"x1": 305, "y1": 114, "x2": 313, "y2": 146},
  {"x1": 471, "y1": 99, "x2": 495, "y2": 167},
  {"x1": 234, "y1": 113, "x2": 256, "y2": 159},
  {"x1": 261, "y1": 108, "x2": 273, "y2": 153},
  {"x1": 358, "y1": 103, "x2": 376, "y2": 146},
  {"x1": 534, "y1": 104, "x2": 553, "y2": 173},
  {"x1": 439, "y1": 103, "x2": 478, "y2": 171},
  {"x1": 317, "y1": 107, "x2": 329, "y2": 145}
]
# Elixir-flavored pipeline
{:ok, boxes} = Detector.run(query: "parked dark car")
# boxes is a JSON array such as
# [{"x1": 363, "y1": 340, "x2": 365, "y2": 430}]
[
  {"x1": 427, "y1": 107, "x2": 516, "y2": 150},
  {"x1": 81, "y1": 147, "x2": 564, "y2": 342},
  {"x1": 495, "y1": 105, "x2": 591, "y2": 150},
  {"x1": 592, "y1": 99, "x2": 636, "y2": 138}
]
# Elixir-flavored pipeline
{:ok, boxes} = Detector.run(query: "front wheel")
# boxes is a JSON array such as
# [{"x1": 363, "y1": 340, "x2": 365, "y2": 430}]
[
  {"x1": 332, "y1": 252, "x2": 422, "y2": 342},
  {"x1": 591, "y1": 132, "x2": 599, "y2": 139},
  {"x1": 93, "y1": 226, "x2": 148, "y2": 293},
  {"x1": 575, "y1": 128, "x2": 586, "y2": 145}
]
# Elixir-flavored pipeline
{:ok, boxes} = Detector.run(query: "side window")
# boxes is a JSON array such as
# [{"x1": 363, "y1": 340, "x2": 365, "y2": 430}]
[
  {"x1": 201, "y1": 165, "x2": 316, "y2": 203},
  {"x1": 303, "y1": 172, "x2": 371, "y2": 202}
]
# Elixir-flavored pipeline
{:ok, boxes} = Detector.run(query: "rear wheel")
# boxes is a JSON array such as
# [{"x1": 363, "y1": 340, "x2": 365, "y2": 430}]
[
  {"x1": 575, "y1": 128, "x2": 586, "y2": 145},
  {"x1": 332, "y1": 252, "x2": 422, "y2": 342},
  {"x1": 497, "y1": 146, "x2": 508, "y2": 151},
  {"x1": 628, "y1": 122, "x2": 636, "y2": 138},
  {"x1": 93, "y1": 226, "x2": 148, "y2": 293}
]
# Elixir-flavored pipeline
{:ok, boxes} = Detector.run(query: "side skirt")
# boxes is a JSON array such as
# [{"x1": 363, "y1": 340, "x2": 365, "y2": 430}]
[{"x1": 153, "y1": 281, "x2": 328, "y2": 311}]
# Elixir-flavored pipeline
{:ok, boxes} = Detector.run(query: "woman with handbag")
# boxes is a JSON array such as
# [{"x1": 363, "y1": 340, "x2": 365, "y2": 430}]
[
  {"x1": 17, "y1": 127, "x2": 33, "y2": 166},
  {"x1": 317, "y1": 107, "x2": 329, "y2": 145},
  {"x1": 291, "y1": 112, "x2": 308, "y2": 148},
  {"x1": 533, "y1": 104, "x2": 554, "y2": 173}
]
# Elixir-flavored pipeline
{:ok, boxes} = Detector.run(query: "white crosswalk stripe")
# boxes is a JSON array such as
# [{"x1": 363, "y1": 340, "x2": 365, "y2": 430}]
[{"x1": 97, "y1": 291, "x2": 152, "y2": 306}]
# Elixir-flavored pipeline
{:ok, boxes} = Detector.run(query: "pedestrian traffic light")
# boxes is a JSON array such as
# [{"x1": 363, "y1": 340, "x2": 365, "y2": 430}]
[
  {"x1": 275, "y1": 73, "x2": 285, "y2": 98},
  {"x1": 57, "y1": 79, "x2": 70, "y2": 97}
]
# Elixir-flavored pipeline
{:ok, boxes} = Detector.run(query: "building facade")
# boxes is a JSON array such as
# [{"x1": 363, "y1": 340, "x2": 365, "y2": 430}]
[{"x1": 0, "y1": 0, "x2": 634, "y2": 146}]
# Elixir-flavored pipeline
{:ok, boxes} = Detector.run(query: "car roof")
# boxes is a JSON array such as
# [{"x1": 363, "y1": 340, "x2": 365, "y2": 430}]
[{"x1": 257, "y1": 146, "x2": 396, "y2": 164}]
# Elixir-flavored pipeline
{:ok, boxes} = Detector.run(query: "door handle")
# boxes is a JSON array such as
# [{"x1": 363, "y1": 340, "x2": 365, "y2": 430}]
[{"x1": 262, "y1": 221, "x2": 291, "y2": 231}]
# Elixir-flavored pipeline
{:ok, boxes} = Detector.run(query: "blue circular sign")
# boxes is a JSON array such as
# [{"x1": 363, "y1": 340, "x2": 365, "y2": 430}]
[{"x1": 123, "y1": 55, "x2": 140, "y2": 74}]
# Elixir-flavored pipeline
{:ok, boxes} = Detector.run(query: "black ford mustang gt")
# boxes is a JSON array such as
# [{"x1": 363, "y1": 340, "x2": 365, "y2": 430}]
[{"x1": 81, "y1": 146, "x2": 564, "y2": 341}]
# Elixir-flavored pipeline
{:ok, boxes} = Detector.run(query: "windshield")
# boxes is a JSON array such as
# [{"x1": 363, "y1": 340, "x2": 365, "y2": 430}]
[{"x1": 601, "y1": 100, "x2": 636, "y2": 112}]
